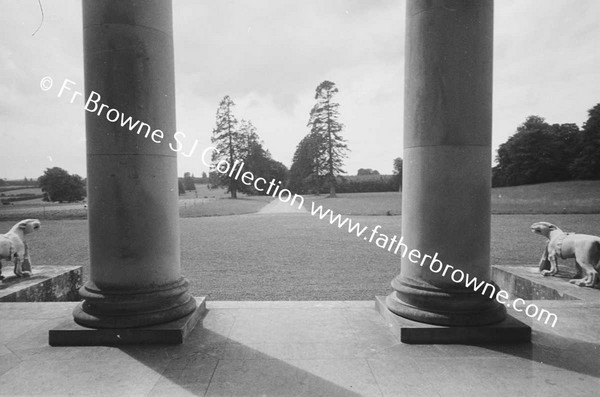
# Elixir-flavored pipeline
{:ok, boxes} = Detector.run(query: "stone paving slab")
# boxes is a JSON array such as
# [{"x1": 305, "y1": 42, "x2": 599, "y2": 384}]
[{"x1": 0, "y1": 300, "x2": 598, "y2": 396}]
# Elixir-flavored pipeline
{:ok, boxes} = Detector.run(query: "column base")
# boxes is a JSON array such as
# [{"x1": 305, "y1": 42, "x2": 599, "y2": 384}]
[
  {"x1": 386, "y1": 276, "x2": 507, "y2": 326},
  {"x1": 49, "y1": 297, "x2": 206, "y2": 346},
  {"x1": 73, "y1": 277, "x2": 197, "y2": 329},
  {"x1": 376, "y1": 296, "x2": 531, "y2": 344}
]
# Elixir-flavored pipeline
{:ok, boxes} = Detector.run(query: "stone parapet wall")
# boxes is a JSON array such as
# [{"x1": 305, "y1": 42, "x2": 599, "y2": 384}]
[{"x1": 0, "y1": 265, "x2": 82, "y2": 302}]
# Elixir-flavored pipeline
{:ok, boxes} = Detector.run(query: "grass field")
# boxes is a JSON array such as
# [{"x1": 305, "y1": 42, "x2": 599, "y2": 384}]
[
  {"x1": 1, "y1": 180, "x2": 598, "y2": 221},
  {"x1": 305, "y1": 180, "x2": 600, "y2": 216},
  {"x1": 0, "y1": 187, "x2": 42, "y2": 195},
  {"x1": 2, "y1": 213, "x2": 598, "y2": 300},
  {"x1": 0, "y1": 185, "x2": 269, "y2": 221},
  {"x1": 1, "y1": 180, "x2": 598, "y2": 300},
  {"x1": 491, "y1": 180, "x2": 600, "y2": 214}
]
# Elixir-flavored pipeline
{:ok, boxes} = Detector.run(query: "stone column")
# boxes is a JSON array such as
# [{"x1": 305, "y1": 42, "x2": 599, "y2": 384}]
[
  {"x1": 73, "y1": 0, "x2": 197, "y2": 329},
  {"x1": 385, "y1": 0, "x2": 506, "y2": 326}
]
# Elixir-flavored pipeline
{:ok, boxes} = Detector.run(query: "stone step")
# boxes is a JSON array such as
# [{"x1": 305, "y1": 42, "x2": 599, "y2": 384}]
[{"x1": 0, "y1": 265, "x2": 82, "y2": 302}]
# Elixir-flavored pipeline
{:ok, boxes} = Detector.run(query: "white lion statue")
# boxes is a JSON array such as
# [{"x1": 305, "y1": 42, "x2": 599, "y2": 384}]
[
  {"x1": 531, "y1": 221, "x2": 600, "y2": 287},
  {"x1": 0, "y1": 219, "x2": 41, "y2": 280}
]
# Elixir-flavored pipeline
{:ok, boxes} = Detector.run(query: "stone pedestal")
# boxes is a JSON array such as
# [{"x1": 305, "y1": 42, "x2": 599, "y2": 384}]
[
  {"x1": 385, "y1": 0, "x2": 527, "y2": 340},
  {"x1": 50, "y1": 297, "x2": 206, "y2": 346},
  {"x1": 377, "y1": 297, "x2": 530, "y2": 344},
  {"x1": 51, "y1": 0, "x2": 199, "y2": 343}
]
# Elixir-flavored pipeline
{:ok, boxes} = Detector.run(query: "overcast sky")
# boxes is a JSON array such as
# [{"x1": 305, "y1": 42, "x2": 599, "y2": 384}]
[{"x1": 1, "y1": 0, "x2": 599, "y2": 179}]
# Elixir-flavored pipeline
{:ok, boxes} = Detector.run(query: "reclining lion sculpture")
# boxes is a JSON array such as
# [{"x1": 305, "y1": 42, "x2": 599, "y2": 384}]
[
  {"x1": 0, "y1": 219, "x2": 41, "y2": 280},
  {"x1": 531, "y1": 221, "x2": 600, "y2": 288}
]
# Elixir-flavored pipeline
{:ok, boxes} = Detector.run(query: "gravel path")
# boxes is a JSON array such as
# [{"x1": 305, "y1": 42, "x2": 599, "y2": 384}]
[{"x1": 256, "y1": 198, "x2": 307, "y2": 214}]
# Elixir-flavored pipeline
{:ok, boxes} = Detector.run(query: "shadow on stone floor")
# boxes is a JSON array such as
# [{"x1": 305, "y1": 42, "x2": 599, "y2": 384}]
[
  {"x1": 120, "y1": 328, "x2": 367, "y2": 396},
  {"x1": 480, "y1": 331, "x2": 600, "y2": 379}
]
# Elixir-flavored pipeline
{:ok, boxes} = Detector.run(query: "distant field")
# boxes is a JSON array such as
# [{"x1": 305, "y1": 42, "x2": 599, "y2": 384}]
[
  {"x1": 0, "y1": 186, "x2": 42, "y2": 195},
  {"x1": 181, "y1": 183, "x2": 228, "y2": 199},
  {"x1": 305, "y1": 180, "x2": 600, "y2": 216},
  {"x1": 0, "y1": 180, "x2": 598, "y2": 221},
  {"x1": 491, "y1": 180, "x2": 600, "y2": 214},
  {"x1": 3, "y1": 213, "x2": 598, "y2": 300},
  {"x1": 306, "y1": 192, "x2": 401, "y2": 216},
  {"x1": 0, "y1": 184, "x2": 270, "y2": 221}
]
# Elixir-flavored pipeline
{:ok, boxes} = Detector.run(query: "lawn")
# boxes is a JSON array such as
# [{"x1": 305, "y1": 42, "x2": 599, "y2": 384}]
[
  {"x1": 306, "y1": 192, "x2": 402, "y2": 216},
  {"x1": 179, "y1": 196, "x2": 272, "y2": 218},
  {"x1": 3, "y1": 213, "x2": 598, "y2": 300},
  {"x1": 2, "y1": 180, "x2": 599, "y2": 300}
]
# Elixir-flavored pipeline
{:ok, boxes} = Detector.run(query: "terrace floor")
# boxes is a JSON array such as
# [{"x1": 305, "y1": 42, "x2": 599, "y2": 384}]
[{"x1": 0, "y1": 299, "x2": 599, "y2": 396}]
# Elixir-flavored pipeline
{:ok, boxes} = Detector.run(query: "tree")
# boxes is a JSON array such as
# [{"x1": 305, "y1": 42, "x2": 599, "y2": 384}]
[
  {"x1": 243, "y1": 142, "x2": 288, "y2": 195},
  {"x1": 199, "y1": 172, "x2": 209, "y2": 184},
  {"x1": 357, "y1": 168, "x2": 380, "y2": 176},
  {"x1": 392, "y1": 157, "x2": 403, "y2": 191},
  {"x1": 570, "y1": 103, "x2": 600, "y2": 180},
  {"x1": 183, "y1": 172, "x2": 196, "y2": 191},
  {"x1": 492, "y1": 116, "x2": 581, "y2": 186},
  {"x1": 38, "y1": 167, "x2": 86, "y2": 202},
  {"x1": 307, "y1": 80, "x2": 349, "y2": 197},
  {"x1": 210, "y1": 95, "x2": 245, "y2": 198},
  {"x1": 208, "y1": 171, "x2": 220, "y2": 189},
  {"x1": 234, "y1": 121, "x2": 288, "y2": 195},
  {"x1": 288, "y1": 133, "x2": 323, "y2": 194},
  {"x1": 239, "y1": 119, "x2": 260, "y2": 158}
]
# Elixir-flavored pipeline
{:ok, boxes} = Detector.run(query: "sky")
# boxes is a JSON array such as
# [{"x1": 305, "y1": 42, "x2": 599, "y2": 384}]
[{"x1": 1, "y1": 0, "x2": 599, "y2": 180}]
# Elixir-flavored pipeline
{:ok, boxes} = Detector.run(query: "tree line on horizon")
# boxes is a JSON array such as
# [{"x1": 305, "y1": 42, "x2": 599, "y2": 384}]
[
  {"x1": 6, "y1": 99, "x2": 599, "y2": 203},
  {"x1": 492, "y1": 103, "x2": 600, "y2": 187}
]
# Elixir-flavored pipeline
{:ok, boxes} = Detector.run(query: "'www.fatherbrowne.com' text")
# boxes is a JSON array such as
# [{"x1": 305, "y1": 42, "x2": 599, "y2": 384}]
[{"x1": 309, "y1": 202, "x2": 558, "y2": 328}]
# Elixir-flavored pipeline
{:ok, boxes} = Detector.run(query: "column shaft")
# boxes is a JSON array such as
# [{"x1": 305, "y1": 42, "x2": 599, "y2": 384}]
[
  {"x1": 386, "y1": 0, "x2": 505, "y2": 326},
  {"x1": 74, "y1": 0, "x2": 196, "y2": 329}
]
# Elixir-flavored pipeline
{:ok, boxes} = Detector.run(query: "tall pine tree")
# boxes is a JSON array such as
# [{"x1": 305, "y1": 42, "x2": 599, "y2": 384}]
[
  {"x1": 238, "y1": 119, "x2": 260, "y2": 159},
  {"x1": 307, "y1": 81, "x2": 348, "y2": 197},
  {"x1": 211, "y1": 95, "x2": 244, "y2": 198}
]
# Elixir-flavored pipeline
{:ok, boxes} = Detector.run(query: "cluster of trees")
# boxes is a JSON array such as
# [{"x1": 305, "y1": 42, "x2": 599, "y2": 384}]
[
  {"x1": 182, "y1": 172, "x2": 197, "y2": 191},
  {"x1": 177, "y1": 172, "x2": 212, "y2": 195},
  {"x1": 209, "y1": 95, "x2": 288, "y2": 198},
  {"x1": 335, "y1": 157, "x2": 402, "y2": 193},
  {"x1": 288, "y1": 81, "x2": 349, "y2": 197},
  {"x1": 332, "y1": 175, "x2": 399, "y2": 194},
  {"x1": 178, "y1": 172, "x2": 197, "y2": 195},
  {"x1": 493, "y1": 103, "x2": 600, "y2": 187},
  {"x1": 38, "y1": 167, "x2": 86, "y2": 202},
  {"x1": 357, "y1": 168, "x2": 380, "y2": 176}
]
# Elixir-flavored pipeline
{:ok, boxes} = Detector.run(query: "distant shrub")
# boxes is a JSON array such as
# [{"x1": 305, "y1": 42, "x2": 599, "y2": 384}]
[
  {"x1": 0, "y1": 194, "x2": 44, "y2": 204},
  {"x1": 308, "y1": 174, "x2": 399, "y2": 194}
]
